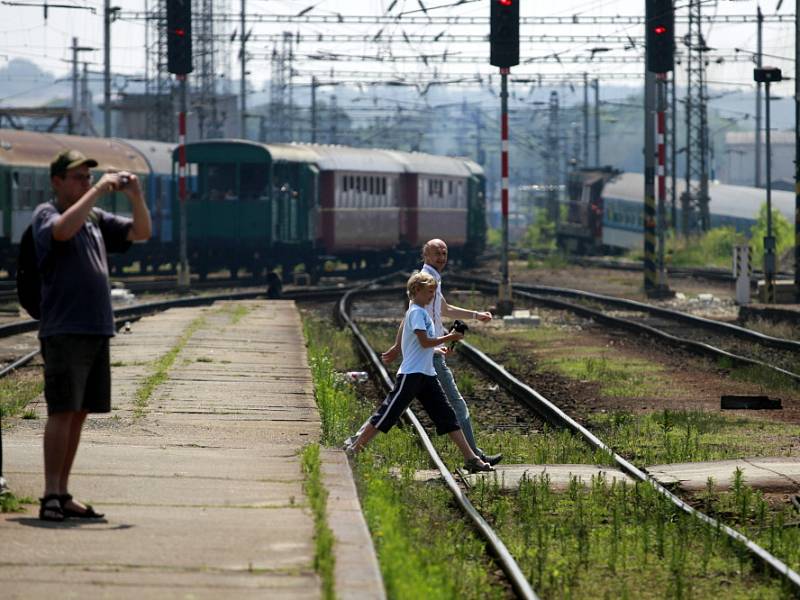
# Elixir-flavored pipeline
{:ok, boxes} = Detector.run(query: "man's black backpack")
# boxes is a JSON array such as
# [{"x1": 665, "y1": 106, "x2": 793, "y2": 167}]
[{"x1": 16, "y1": 225, "x2": 41, "y2": 319}]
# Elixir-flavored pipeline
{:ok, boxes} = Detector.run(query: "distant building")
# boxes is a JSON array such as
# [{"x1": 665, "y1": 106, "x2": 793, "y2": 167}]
[
  {"x1": 719, "y1": 130, "x2": 795, "y2": 189},
  {"x1": 114, "y1": 93, "x2": 240, "y2": 142}
]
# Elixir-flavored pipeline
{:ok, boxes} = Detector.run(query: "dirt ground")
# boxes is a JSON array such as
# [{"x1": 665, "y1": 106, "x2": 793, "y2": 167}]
[{"x1": 450, "y1": 262, "x2": 800, "y2": 429}]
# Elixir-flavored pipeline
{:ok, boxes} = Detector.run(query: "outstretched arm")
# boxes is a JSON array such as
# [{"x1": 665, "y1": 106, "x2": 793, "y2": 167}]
[
  {"x1": 381, "y1": 318, "x2": 404, "y2": 364},
  {"x1": 440, "y1": 296, "x2": 492, "y2": 322}
]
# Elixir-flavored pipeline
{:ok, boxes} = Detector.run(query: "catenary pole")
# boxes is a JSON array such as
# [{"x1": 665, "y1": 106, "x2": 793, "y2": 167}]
[
  {"x1": 583, "y1": 72, "x2": 589, "y2": 166},
  {"x1": 178, "y1": 75, "x2": 190, "y2": 289},
  {"x1": 240, "y1": 0, "x2": 246, "y2": 137},
  {"x1": 593, "y1": 78, "x2": 600, "y2": 165},
  {"x1": 498, "y1": 66, "x2": 513, "y2": 315},
  {"x1": 756, "y1": 6, "x2": 764, "y2": 187},
  {"x1": 795, "y1": 0, "x2": 800, "y2": 302},
  {"x1": 104, "y1": 0, "x2": 111, "y2": 137}
]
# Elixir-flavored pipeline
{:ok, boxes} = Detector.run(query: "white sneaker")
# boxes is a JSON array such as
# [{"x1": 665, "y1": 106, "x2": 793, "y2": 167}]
[{"x1": 0, "y1": 476, "x2": 8, "y2": 496}]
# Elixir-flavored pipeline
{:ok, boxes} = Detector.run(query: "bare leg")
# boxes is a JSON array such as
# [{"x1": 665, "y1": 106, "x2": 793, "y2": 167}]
[
  {"x1": 448, "y1": 429, "x2": 481, "y2": 461},
  {"x1": 43, "y1": 412, "x2": 75, "y2": 496},
  {"x1": 350, "y1": 422, "x2": 380, "y2": 452},
  {"x1": 59, "y1": 412, "x2": 87, "y2": 506}
]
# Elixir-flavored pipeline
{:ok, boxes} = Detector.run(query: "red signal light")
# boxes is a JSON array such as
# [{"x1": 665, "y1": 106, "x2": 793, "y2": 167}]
[
  {"x1": 653, "y1": 25, "x2": 667, "y2": 34},
  {"x1": 499, "y1": 0, "x2": 513, "y2": 5},
  {"x1": 173, "y1": 28, "x2": 186, "y2": 37}
]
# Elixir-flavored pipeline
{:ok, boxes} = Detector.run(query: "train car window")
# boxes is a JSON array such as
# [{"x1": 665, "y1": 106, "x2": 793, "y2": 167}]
[
  {"x1": 355, "y1": 177, "x2": 361, "y2": 193},
  {"x1": 240, "y1": 164, "x2": 268, "y2": 200},
  {"x1": 448, "y1": 180, "x2": 453, "y2": 196},
  {"x1": 381, "y1": 178, "x2": 386, "y2": 196},
  {"x1": 343, "y1": 175, "x2": 349, "y2": 192},
  {"x1": 369, "y1": 177, "x2": 374, "y2": 195},
  {"x1": 205, "y1": 163, "x2": 237, "y2": 201}
]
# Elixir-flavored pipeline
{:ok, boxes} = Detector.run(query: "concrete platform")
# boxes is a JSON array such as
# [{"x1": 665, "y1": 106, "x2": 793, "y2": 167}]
[
  {"x1": 419, "y1": 458, "x2": 800, "y2": 494},
  {"x1": 1, "y1": 301, "x2": 384, "y2": 599},
  {"x1": 648, "y1": 457, "x2": 800, "y2": 493}
]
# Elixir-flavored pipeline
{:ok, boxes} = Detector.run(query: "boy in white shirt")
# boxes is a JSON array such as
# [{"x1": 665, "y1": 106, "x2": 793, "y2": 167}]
[{"x1": 346, "y1": 272, "x2": 493, "y2": 473}]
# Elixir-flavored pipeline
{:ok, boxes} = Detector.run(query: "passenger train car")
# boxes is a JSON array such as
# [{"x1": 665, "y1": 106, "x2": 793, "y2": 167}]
[
  {"x1": 0, "y1": 129, "x2": 486, "y2": 279},
  {"x1": 178, "y1": 140, "x2": 486, "y2": 278},
  {"x1": 558, "y1": 169, "x2": 796, "y2": 253}
]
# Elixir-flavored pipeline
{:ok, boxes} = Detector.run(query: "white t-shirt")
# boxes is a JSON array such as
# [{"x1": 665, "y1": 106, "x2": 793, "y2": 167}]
[
  {"x1": 398, "y1": 303, "x2": 436, "y2": 376},
  {"x1": 421, "y1": 263, "x2": 445, "y2": 337}
]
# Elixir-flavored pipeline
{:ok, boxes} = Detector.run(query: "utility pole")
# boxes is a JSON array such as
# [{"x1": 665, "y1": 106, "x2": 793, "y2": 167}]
[
  {"x1": 644, "y1": 68, "x2": 658, "y2": 295},
  {"x1": 240, "y1": 0, "x2": 246, "y2": 137},
  {"x1": 670, "y1": 72, "x2": 677, "y2": 229},
  {"x1": 756, "y1": 5, "x2": 764, "y2": 187},
  {"x1": 583, "y1": 72, "x2": 589, "y2": 166},
  {"x1": 593, "y1": 78, "x2": 600, "y2": 165},
  {"x1": 796, "y1": 0, "x2": 800, "y2": 302},
  {"x1": 104, "y1": 0, "x2": 112, "y2": 137},
  {"x1": 546, "y1": 91, "x2": 560, "y2": 224},
  {"x1": 310, "y1": 76, "x2": 317, "y2": 142},
  {"x1": 71, "y1": 38, "x2": 93, "y2": 135}
]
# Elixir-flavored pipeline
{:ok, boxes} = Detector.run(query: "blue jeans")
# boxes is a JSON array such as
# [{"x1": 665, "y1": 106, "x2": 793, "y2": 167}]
[{"x1": 433, "y1": 353, "x2": 482, "y2": 456}]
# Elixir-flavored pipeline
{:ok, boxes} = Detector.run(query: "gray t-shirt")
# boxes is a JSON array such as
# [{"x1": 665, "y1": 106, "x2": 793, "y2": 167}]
[{"x1": 32, "y1": 202, "x2": 132, "y2": 338}]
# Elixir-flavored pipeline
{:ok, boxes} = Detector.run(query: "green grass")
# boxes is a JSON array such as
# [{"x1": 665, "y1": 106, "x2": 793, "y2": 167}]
[
  {"x1": 0, "y1": 372, "x2": 43, "y2": 419},
  {"x1": 0, "y1": 492, "x2": 35, "y2": 513},
  {"x1": 589, "y1": 409, "x2": 800, "y2": 465},
  {"x1": 301, "y1": 443, "x2": 335, "y2": 600},
  {"x1": 472, "y1": 474, "x2": 793, "y2": 598},
  {"x1": 133, "y1": 314, "x2": 207, "y2": 417},
  {"x1": 544, "y1": 353, "x2": 666, "y2": 398}
]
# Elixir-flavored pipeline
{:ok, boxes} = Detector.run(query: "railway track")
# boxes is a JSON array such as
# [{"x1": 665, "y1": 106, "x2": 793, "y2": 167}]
[
  {"x1": 4, "y1": 278, "x2": 799, "y2": 596},
  {"x1": 343, "y1": 279, "x2": 800, "y2": 596},
  {"x1": 451, "y1": 275, "x2": 800, "y2": 384}
]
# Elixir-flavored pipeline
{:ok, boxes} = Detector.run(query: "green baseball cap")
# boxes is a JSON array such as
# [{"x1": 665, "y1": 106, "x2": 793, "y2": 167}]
[{"x1": 50, "y1": 149, "x2": 99, "y2": 178}]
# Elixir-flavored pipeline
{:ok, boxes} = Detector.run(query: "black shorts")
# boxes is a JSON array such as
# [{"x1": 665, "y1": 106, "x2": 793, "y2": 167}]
[
  {"x1": 369, "y1": 373, "x2": 460, "y2": 435},
  {"x1": 40, "y1": 335, "x2": 111, "y2": 415}
]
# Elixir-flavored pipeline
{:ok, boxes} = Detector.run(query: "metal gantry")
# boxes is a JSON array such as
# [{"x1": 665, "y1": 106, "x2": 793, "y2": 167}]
[
  {"x1": 681, "y1": 0, "x2": 713, "y2": 234},
  {"x1": 145, "y1": 0, "x2": 174, "y2": 142}
]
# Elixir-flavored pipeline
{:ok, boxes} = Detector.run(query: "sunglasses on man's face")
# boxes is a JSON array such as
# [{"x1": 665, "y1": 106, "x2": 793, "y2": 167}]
[{"x1": 66, "y1": 173, "x2": 93, "y2": 182}]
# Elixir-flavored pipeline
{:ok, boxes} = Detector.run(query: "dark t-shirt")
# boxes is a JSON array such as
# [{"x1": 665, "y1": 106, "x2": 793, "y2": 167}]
[{"x1": 32, "y1": 202, "x2": 132, "y2": 338}]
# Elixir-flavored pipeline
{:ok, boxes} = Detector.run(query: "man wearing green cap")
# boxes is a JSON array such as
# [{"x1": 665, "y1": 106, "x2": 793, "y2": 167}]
[{"x1": 34, "y1": 149, "x2": 151, "y2": 521}]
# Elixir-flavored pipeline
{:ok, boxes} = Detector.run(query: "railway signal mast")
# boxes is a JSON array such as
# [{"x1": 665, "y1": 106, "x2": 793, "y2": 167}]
[
  {"x1": 645, "y1": 0, "x2": 674, "y2": 298},
  {"x1": 490, "y1": 0, "x2": 519, "y2": 316},
  {"x1": 167, "y1": 0, "x2": 193, "y2": 289}
]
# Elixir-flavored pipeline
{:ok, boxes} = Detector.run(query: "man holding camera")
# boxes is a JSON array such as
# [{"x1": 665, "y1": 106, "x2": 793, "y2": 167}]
[
  {"x1": 381, "y1": 238, "x2": 502, "y2": 466},
  {"x1": 33, "y1": 149, "x2": 151, "y2": 521}
]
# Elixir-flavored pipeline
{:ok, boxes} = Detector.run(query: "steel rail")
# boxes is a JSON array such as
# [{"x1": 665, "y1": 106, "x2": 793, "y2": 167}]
[
  {"x1": 449, "y1": 276, "x2": 800, "y2": 383},
  {"x1": 339, "y1": 280, "x2": 538, "y2": 600},
  {"x1": 451, "y1": 274, "x2": 800, "y2": 352},
  {"x1": 0, "y1": 286, "x2": 351, "y2": 340},
  {"x1": 455, "y1": 340, "x2": 800, "y2": 590}
]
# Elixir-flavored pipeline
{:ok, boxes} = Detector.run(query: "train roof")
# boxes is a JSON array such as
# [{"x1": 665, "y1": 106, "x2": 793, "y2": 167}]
[
  {"x1": 0, "y1": 128, "x2": 150, "y2": 174},
  {"x1": 603, "y1": 172, "x2": 795, "y2": 222},
  {"x1": 381, "y1": 149, "x2": 473, "y2": 177},
  {"x1": 118, "y1": 138, "x2": 175, "y2": 173},
  {"x1": 460, "y1": 157, "x2": 485, "y2": 177},
  {"x1": 178, "y1": 139, "x2": 319, "y2": 165},
  {"x1": 294, "y1": 144, "x2": 406, "y2": 173}
]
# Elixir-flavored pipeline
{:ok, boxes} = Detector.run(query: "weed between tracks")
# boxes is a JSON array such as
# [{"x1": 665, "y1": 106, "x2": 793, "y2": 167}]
[
  {"x1": 303, "y1": 309, "x2": 800, "y2": 598},
  {"x1": 303, "y1": 312, "x2": 512, "y2": 599},
  {"x1": 472, "y1": 473, "x2": 793, "y2": 598}
]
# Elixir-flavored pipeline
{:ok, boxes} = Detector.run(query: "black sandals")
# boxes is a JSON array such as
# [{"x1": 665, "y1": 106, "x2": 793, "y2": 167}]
[
  {"x1": 38, "y1": 494, "x2": 64, "y2": 522},
  {"x1": 60, "y1": 493, "x2": 104, "y2": 519}
]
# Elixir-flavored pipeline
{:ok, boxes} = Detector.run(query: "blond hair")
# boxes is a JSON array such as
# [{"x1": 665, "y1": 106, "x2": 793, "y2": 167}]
[{"x1": 406, "y1": 271, "x2": 437, "y2": 299}]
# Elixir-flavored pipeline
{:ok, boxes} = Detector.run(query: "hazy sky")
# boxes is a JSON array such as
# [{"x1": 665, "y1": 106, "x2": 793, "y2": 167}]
[{"x1": 0, "y1": 0, "x2": 795, "y2": 99}]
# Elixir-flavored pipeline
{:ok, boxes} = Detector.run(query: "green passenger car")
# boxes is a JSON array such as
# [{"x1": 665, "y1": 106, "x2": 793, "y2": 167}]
[{"x1": 174, "y1": 141, "x2": 319, "y2": 279}]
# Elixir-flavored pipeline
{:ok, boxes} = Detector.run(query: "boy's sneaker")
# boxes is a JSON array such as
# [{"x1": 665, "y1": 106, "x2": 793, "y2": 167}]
[
  {"x1": 464, "y1": 457, "x2": 494, "y2": 473},
  {"x1": 480, "y1": 452, "x2": 503, "y2": 466},
  {"x1": 0, "y1": 476, "x2": 8, "y2": 496}
]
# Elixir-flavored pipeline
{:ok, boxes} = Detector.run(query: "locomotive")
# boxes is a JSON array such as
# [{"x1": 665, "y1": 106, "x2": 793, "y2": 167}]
[
  {"x1": 0, "y1": 129, "x2": 486, "y2": 279},
  {"x1": 556, "y1": 168, "x2": 797, "y2": 254}
]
